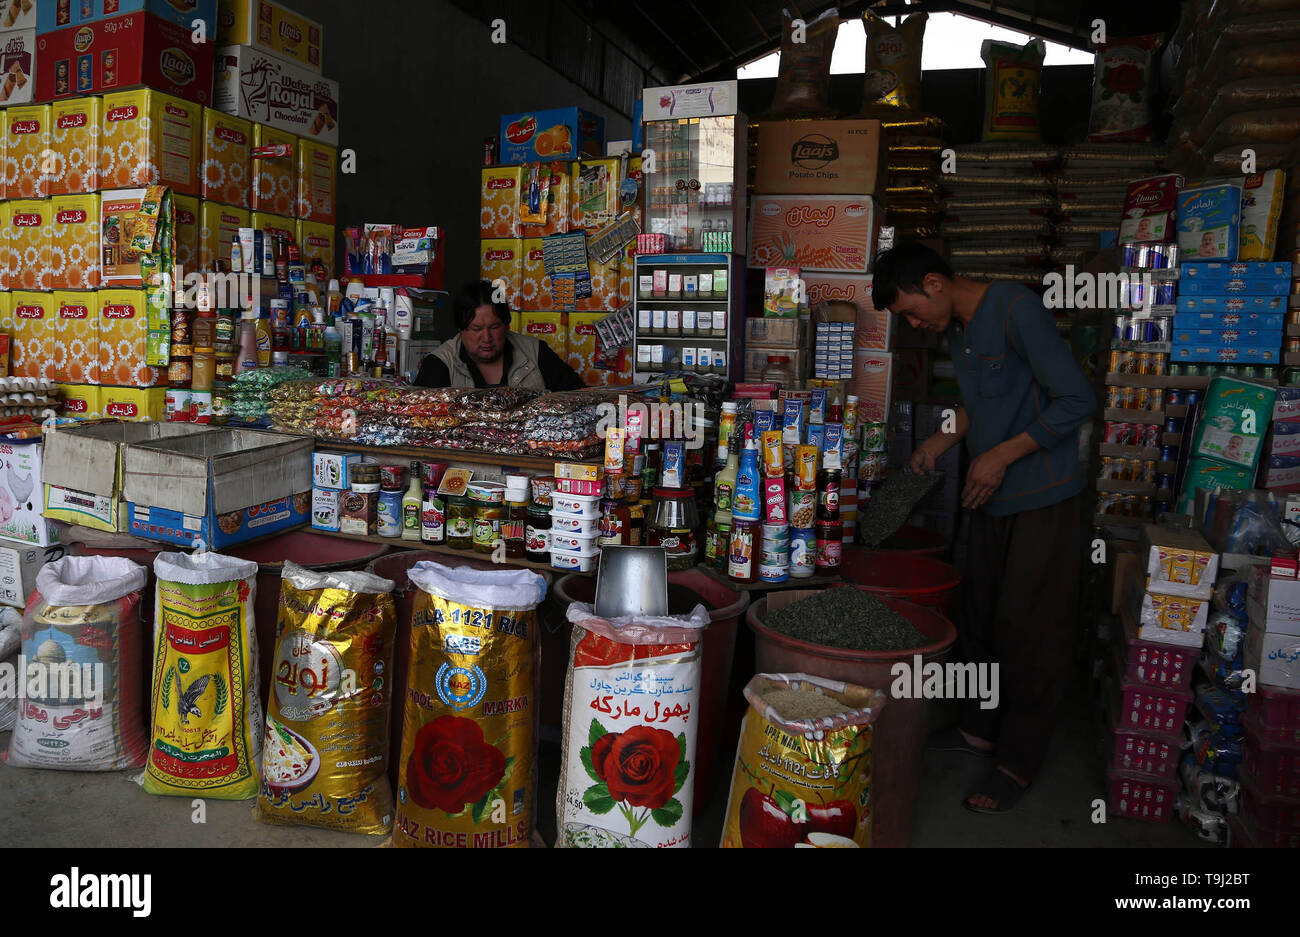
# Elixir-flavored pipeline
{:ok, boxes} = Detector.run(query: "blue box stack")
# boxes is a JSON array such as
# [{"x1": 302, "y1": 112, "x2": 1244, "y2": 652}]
[{"x1": 1171, "y1": 262, "x2": 1293, "y2": 366}]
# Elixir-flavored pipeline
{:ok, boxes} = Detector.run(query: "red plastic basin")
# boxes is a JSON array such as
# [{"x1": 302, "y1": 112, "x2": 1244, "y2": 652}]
[{"x1": 839, "y1": 548, "x2": 961, "y2": 615}]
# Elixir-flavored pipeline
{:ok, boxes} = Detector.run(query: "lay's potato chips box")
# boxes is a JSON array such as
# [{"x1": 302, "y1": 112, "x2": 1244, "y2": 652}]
[{"x1": 49, "y1": 96, "x2": 102, "y2": 196}]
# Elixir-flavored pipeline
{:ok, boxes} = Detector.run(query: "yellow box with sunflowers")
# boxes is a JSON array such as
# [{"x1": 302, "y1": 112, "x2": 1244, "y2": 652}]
[
  {"x1": 480, "y1": 166, "x2": 524, "y2": 239},
  {"x1": 201, "y1": 107, "x2": 252, "y2": 208},
  {"x1": 55, "y1": 383, "x2": 102, "y2": 420},
  {"x1": 297, "y1": 219, "x2": 335, "y2": 282},
  {"x1": 199, "y1": 200, "x2": 248, "y2": 272},
  {"x1": 52, "y1": 291, "x2": 99, "y2": 385},
  {"x1": 252, "y1": 124, "x2": 297, "y2": 217},
  {"x1": 5, "y1": 104, "x2": 50, "y2": 199},
  {"x1": 479, "y1": 238, "x2": 523, "y2": 309},
  {"x1": 10, "y1": 290, "x2": 54, "y2": 380},
  {"x1": 517, "y1": 311, "x2": 567, "y2": 360},
  {"x1": 7, "y1": 198, "x2": 51, "y2": 291},
  {"x1": 99, "y1": 386, "x2": 166, "y2": 422},
  {"x1": 296, "y1": 137, "x2": 336, "y2": 223},
  {"x1": 100, "y1": 90, "x2": 201, "y2": 195},
  {"x1": 173, "y1": 193, "x2": 200, "y2": 276},
  {"x1": 50, "y1": 193, "x2": 101, "y2": 290},
  {"x1": 252, "y1": 210, "x2": 295, "y2": 243},
  {"x1": 98, "y1": 288, "x2": 164, "y2": 388},
  {"x1": 49, "y1": 96, "x2": 102, "y2": 196},
  {"x1": 520, "y1": 237, "x2": 552, "y2": 310}
]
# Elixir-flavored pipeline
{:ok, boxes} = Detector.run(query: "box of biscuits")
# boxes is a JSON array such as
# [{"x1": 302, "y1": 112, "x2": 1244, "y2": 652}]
[
  {"x1": 213, "y1": 44, "x2": 339, "y2": 147},
  {"x1": 0, "y1": 29, "x2": 34, "y2": 106}
]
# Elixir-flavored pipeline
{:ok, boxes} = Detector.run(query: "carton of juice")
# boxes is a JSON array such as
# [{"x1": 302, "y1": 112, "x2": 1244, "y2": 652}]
[
  {"x1": 295, "y1": 137, "x2": 336, "y2": 223},
  {"x1": 201, "y1": 107, "x2": 251, "y2": 208},
  {"x1": 9, "y1": 198, "x2": 51, "y2": 290},
  {"x1": 49, "y1": 96, "x2": 102, "y2": 195},
  {"x1": 10, "y1": 290, "x2": 54, "y2": 379},
  {"x1": 481, "y1": 165, "x2": 524, "y2": 239},
  {"x1": 252, "y1": 123, "x2": 296, "y2": 216},
  {"x1": 199, "y1": 199, "x2": 248, "y2": 272},
  {"x1": 100, "y1": 90, "x2": 201, "y2": 195},
  {"x1": 50, "y1": 193, "x2": 101, "y2": 289},
  {"x1": 52, "y1": 291, "x2": 100, "y2": 385},
  {"x1": 98, "y1": 288, "x2": 164, "y2": 387},
  {"x1": 479, "y1": 238, "x2": 523, "y2": 308},
  {"x1": 5, "y1": 104, "x2": 49, "y2": 198}
]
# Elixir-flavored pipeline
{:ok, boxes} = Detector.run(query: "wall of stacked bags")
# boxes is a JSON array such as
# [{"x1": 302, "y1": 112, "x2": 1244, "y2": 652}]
[{"x1": 0, "y1": 0, "x2": 338, "y2": 421}]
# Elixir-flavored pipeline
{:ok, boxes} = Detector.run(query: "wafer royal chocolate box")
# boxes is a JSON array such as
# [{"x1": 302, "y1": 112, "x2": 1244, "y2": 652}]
[
  {"x1": 0, "y1": 29, "x2": 36, "y2": 106},
  {"x1": 212, "y1": 44, "x2": 339, "y2": 147}
]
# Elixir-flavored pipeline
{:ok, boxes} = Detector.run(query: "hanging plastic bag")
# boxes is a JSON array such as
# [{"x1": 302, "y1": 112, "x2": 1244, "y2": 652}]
[
  {"x1": 1087, "y1": 35, "x2": 1161, "y2": 142},
  {"x1": 143, "y1": 551, "x2": 262, "y2": 799},
  {"x1": 393, "y1": 561, "x2": 545, "y2": 848},
  {"x1": 862, "y1": 10, "x2": 927, "y2": 109},
  {"x1": 767, "y1": 8, "x2": 840, "y2": 117},
  {"x1": 255, "y1": 561, "x2": 397, "y2": 833},
  {"x1": 981, "y1": 38, "x2": 1046, "y2": 142},
  {"x1": 5, "y1": 556, "x2": 148, "y2": 770},
  {"x1": 556, "y1": 601, "x2": 708, "y2": 848}
]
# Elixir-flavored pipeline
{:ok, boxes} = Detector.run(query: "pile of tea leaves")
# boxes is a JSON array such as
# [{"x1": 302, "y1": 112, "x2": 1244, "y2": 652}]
[
  {"x1": 765, "y1": 587, "x2": 926, "y2": 652},
  {"x1": 859, "y1": 471, "x2": 946, "y2": 547}
]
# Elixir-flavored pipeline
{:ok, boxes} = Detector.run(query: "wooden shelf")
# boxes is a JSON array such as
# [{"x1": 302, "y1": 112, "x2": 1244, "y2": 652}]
[
  {"x1": 1096, "y1": 479, "x2": 1156, "y2": 495},
  {"x1": 316, "y1": 439, "x2": 590, "y2": 473},
  {"x1": 1099, "y1": 443, "x2": 1159, "y2": 460},
  {"x1": 1103, "y1": 407, "x2": 1164, "y2": 425},
  {"x1": 1287, "y1": 323, "x2": 1300, "y2": 337},
  {"x1": 311, "y1": 528, "x2": 586, "y2": 575},
  {"x1": 1104, "y1": 373, "x2": 1166, "y2": 388},
  {"x1": 694, "y1": 563, "x2": 841, "y2": 593}
]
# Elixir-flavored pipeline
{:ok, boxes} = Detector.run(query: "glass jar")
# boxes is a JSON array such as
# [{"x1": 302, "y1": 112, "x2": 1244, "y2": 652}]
[
  {"x1": 761, "y1": 355, "x2": 792, "y2": 387},
  {"x1": 648, "y1": 487, "x2": 699, "y2": 570},
  {"x1": 473, "y1": 502, "x2": 504, "y2": 554},
  {"x1": 504, "y1": 494, "x2": 528, "y2": 560},
  {"x1": 598, "y1": 497, "x2": 630, "y2": 546},
  {"x1": 525, "y1": 504, "x2": 552, "y2": 562},
  {"x1": 446, "y1": 495, "x2": 474, "y2": 550}
]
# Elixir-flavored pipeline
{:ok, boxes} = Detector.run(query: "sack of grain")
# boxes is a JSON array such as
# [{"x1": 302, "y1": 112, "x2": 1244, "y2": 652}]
[
  {"x1": 721, "y1": 673, "x2": 884, "y2": 848},
  {"x1": 766, "y1": 8, "x2": 839, "y2": 118},
  {"x1": 5, "y1": 556, "x2": 149, "y2": 770},
  {"x1": 555, "y1": 601, "x2": 709, "y2": 848},
  {"x1": 1087, "y1": 35, "x2": 1161, "y2": 143},
  {"x1": 143, "y1": 551, "x2": 262, "y2": 799},
  {"x1": 981, "y1": 38, "x2": 1046, "y2": 142},
  {"x1": 393, "y1": 561, "x2": 545, "y2": 848},
  {"x1": 254, "y1": 561, "x2": 397, "y2": 834},
  {"x1": 862, "y1": 10, "x2": 927, "y2": 110}
]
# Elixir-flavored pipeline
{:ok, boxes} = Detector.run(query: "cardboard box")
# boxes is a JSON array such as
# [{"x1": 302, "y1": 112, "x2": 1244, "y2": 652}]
[
  {"x1": 1172, "y1": 311, "x2": 1284, "y2": 331},
  {"x1": 295, "y1": 136, "x2": 334, "y2": 223},
  {"x1": 2, "y1": 0, "x2": 38, "y2": 30},
  {"x1": 99, "y1": 89, "x2": 201, "y2": 193},
  {"x1": 1181, "y1": 261, "x2": 1292, "y2": 284},
  {"x1": 296, "y1": 218, "x2": 333, "y2": 283},
  {"x1": 36, "y1": 11, "x2": 215, "y2": 104},
  {"x1": 519, "y1": 161, "x2": 571, "y2": 237},
  {"x1": 38, "y1": 0, "x2": 216, "y2": 34},
  {"x1": 97, "y1": 288, "x2": 164, "y2": 387},
  {"x1": 1247, "y1": 564, "x2": 1300, "y2": 637},
  {"x1": 517, "y1": 311, "x2": 566, "y2": 359},
  {"x1": 1141, "y1": 524, "x2": 1218, "y2": 599},
  {"x1": 748, "y1": 194, "x2": 877, "y2": 274},
  {"x1": 212, "y1": 44, "x2": 339, "y2": 147},
  {"x1": 216, "y1": 0, "x2": 322, "y2": 72},
  {"x1": 5, "y1": 104, "x2": 49, "y2": 198},
  {"x1": 52, "y1": 290, "x2": 98, "y2": 384},
  {"x1": 570, "y1": 158, "x2": 620, "y2": 230},
  {"x1": 10, "y1": 290, "x2": 53, "y2": 380},
  {"x1": 100, "y1": 385, "x2": 165, "y2": 421},
  {"x1": 250, "y1": 122, "x2": 294, "y2": 216},
  {"x1": 172, "y1": 192, "x2": 199, "y2": 275},
  {"x1": 1275, "y1": 386, "x2": 1300, "y2": 421},
  {"x1": 310, "y1": 486, "x2": 340, "y2": 531},
  {"x1": 50, "y1": 192, "x2": 99, "y2": 289},
  {"x1": 0, "y1": 439, "x2": 59, "y2": 546},
  {"x1": 1175, "y1": 294, "x2": 1287, "y2": 314},
  {"x1": 499, "y1": 106, "x2": 603, "y2": 164},
  {"x1": 8, "y1": 198, "x2": 51, "y2": 290},
  {"x1": 56, "y1": 383, "x2": 100, "y2": 418},
  {"x1": 200, "y1": 106, "x2": 251, "y2": 207},
  {"x1": 893, "y1": 348, "x2": 931, "y2": 401},
  {"x1": 0, "y1": 540, "x2": 58, "y2": 609},
  {"x1": 199, "y1": 198, "x2": 247, "y2": 271},
  {"x1": 250, "y1": 209, "x2": 293, "y2": 242},
  {"x1": 519, "y1": 236, "x2": 553, "y2": 310},
  {"x1": 312, "y1": 450, "x2": 361, "y2": 490},
  {"x1": 480, "y1": 165, "x2": 524, "y2": 239},
  {"x1": 42, "y1": 420, "x2": 213, "y2": 532},
  {"x1": 1172, "y1": 327, "x2": 1281, "y2": 347},
  {"x1": 755, "y1": 120, "x2": 885, "y2": 196},
  {"x1": 0, "y1": 28, "x2": 36, "y2": 106},
  {"x1": 100, "y1": 187, "x2": 157, "y2": 286},
  {"x1": 1244, "y1": 624, "x2": 1300, "y2": 691},
  {"x1": 745, "y1": 317, "x2": 806, "y2": 348},
  {"x1": 122, "y1": 428, "x2": 312, "y2": 548},
  {"x1": 479, "y1": 238, "x2": 523, "y2": 309},
  {"x1": 851, "y1": 350, "x2": 893, "y2": 423},
  {"x1": 0, "y1": 201, "x2": 8, "y2": 289}
]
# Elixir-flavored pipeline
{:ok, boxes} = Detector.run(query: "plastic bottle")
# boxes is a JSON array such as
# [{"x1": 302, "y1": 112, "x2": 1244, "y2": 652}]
[
  {"x1": 377, "y1": 489, "x2": 403, "y2": 538},
  {"x1": 324, "y1": 321, "x2": 342, "y2": 377},
  {"x1": 731, "y1": 427, "x2": 762, "y2": 522},
  {"x1": 503, "y1": 475, "x2": 529, "y2": 559},
  {"x1": 326, "y1": 279, "x2": 342, "y2": 317},
  {"x1": 716, "y1": 401, "x2": 737, "y2": 466},
  {"x1": 713, "y1": 433, "x2": 739, "y2": 525},
  {"x1": 401, "y1": 464, "x2": 423, "y2": 541},
  {"x1": 235, "y1": 317, "x2": 259, "y2": 374},
  {"x1": 255, "y1": 318, "x2": 271, "y2": 367}
]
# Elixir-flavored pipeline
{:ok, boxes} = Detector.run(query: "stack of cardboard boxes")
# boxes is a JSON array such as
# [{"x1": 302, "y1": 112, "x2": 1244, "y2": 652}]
[
  {"x1": 0, "y1": 0, "x2": 338, "y2": 422},
  {"x1": 1171, "y1": 261, "x2": 1290, "y2": 368}
]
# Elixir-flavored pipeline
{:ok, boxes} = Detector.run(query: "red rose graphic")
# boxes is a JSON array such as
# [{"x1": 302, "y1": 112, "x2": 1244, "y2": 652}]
[
  {"x1": 1105, "y1": 63, "x2": 1142, "y2": 97},
  {"x1": 406, "y1": 715, "x2": 506, "y2": 812},
  {"x1": 590, "y1": 725, "x2": 679, "y2": 809}
]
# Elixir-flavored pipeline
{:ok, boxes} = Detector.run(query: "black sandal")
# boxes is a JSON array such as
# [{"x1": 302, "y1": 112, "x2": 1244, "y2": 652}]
[
  {"x1": 930, "y1": 726, "x2": 994, "y2": 758},
  {"x1": 963, "y1": 767, "x2": 1030, "y2": 814}
]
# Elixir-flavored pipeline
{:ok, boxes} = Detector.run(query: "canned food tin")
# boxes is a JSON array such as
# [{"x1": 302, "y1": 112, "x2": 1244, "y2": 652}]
[
  {"x1": 759, "y1": 564, "x2": 789, "y2": 583},
  {"x1": 1134, "y1": 388, "x2": 1151, "y2": 410},
  {"x1": 1113, "y1": 315, "x2": 1129, "y2": 341},
  {"x1": 1160, "y1": 445, "x2": 1176, "y2": 461},
  {"x1": 1165, "y1": 416, "x2": 1183, "y2": 434},
  {"x1": 1166, "y1": 388, "x2": 1182, "y2": 406},
  {"x1": 1149, "y1": 389, "x2": 1163, "y2": 411},
  {"x1": 1156, "y1": 472, "x2": 1174, "y2": 489},
  {"x1": 1121, "y1": 242, "x2": 1139, "y2": 267}
]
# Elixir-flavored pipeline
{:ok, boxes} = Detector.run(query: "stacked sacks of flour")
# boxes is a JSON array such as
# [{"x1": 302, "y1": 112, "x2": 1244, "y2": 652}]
[{"x1": 1054, "y1": 145, "x2": 1169, "y2": 273}]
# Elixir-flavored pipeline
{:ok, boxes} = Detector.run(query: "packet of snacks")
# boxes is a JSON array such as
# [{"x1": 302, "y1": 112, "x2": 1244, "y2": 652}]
[
  {"x1": 143, "y1": 551, "x2": 262, "y2": 800},
  {"x1": 721, "y1": 673, "x2": 884, "y2": 848},
  {"x1": 255, "y1": 561, "x2": 397, "y2": 834},
  {"x1": 393, "y1": 561, "x2": 546, "y2": 849}
]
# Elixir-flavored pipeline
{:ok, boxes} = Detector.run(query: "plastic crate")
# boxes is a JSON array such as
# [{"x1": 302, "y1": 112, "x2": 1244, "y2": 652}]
[
  {"x1": 1111, "y1": 722, "x2": 1182, "y2": 778},
  {"x1": 1112, "y1": 674, "x2": 1193, "y2": 738},
  {"x1": 1245, "y1": 684, "x2": 1300, "y2": 746},
  {"x1": 1238, "y1": 766, "x2": 1300, "y2": 835},
  {"x1": 1107, "y1": 768, "x2": 1179, "y2": 823},
  {"x1": 1242, "y1": 713, "x2": 1300, "y2": 797},
  {"x1": 1120, "y1": 612, "x2": 1197, "y2": 690}
]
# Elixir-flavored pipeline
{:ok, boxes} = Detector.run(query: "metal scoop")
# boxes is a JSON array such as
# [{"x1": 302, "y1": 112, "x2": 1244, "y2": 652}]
[{"x1": 594, "y1": 546, "x2": 669, "y2": 619}]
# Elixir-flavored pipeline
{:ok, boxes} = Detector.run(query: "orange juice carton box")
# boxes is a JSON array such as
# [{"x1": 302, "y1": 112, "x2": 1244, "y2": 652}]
[
  {"x1": 499, "y1": 107, "x2": 603, "y2": 164},
  {"x1": 100, "y1": 90, "x2": 201, "y2": 195},
  {"x1": 570, "y1": 158, "x2": 621, "y2": 229},
  {"x1": 10, "y1": 290, "x2": 54, "y2": 379},
  {"x1": 50, "y1": 193, "x2": 101, "y2": 290},
  {"x1": 9, "y1": 198, "x2": 52, "y2": 291},
  {"x1": 748, "y1": 194, "x2": 877, "y2": 274},
  {"x1": 297, "y1": 219, "x2": 335, "y2": 282},
  {"x1": 252, "y1": 123, "x2": 297, "y2": 216},
  {"x1": 481, "y1": 165, "x2": 524, "y2": 239},
  {"x1": 172, "y1": 193, "x2": 200, "y2": 276},
  {"x1": 56, "y1": 383, "x2": 102, "y2": 420},
  {"x1": 517, "y1": 311, "x2": 566, "y2": 359},
  {"x1": 295, "y1": 137, "x2": 336, "y2": 223},
  {"x1": 479, "y1": 238, "x2": 523, "y2": 308},
  {"x1": 201, "y1": 107, "x2": 252, "y2": 208},
  {"x1": 5, "y1": 104, "x2": 50, "y2": 198},
  {"x1": 520, "y1": 237, "x2": 553, "y2": 310},
  {"x1": 217, "y1": 0, "x2": 324, "y2": 73},
  {"x1": 199, "y1": 199, "x2": 248, "y2": 272},
  {"x1": 98, "y1": 288, "x2": 164, "y2": 387},
  {"x1": 49, "y1": 96, "x2": 102, "y2": 195},
  {"x1": 52, "y1": 291, "x2": 100, "y2": 385}
]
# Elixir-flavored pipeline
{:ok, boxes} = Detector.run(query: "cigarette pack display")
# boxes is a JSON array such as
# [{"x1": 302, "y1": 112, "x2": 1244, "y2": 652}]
[
  {"x1": 748, "y1": 194, "x2": 876, "y2": 274},
  {"x1": 570, "y1": 158, "x2": 621, "y2": 230},
  {"x1": 198, "y1": 199, "x2": 247, "y2": 271},
  {"x1": 252, "y1": 123, "x2": 295, "y2": 216},
  {"x1": 50, "y1": 193, "x2": 100, "y2": 289},
  {"x1": 479, "y1": 238, "x2": 523, "y2": 309},
  {"x1": 99, "y1": 89, "x2": 200, "y2": 194},
  {"x1": 296, "y1": 218, "x2": 334, "y2": 282},
  {"x1": 52, "y1": 290, "x2": 99, "y2": 385},
  {"x1": 9, "y1": 290, "x2": 53, "y2": 380},
  {"x1": 575, "y1": 249, "x2": 621, "y2": 312},
  {"x1": 48, "y1": 95, "x2": 101, "y2": 195},
  {"x1": 754, "y1": 119, "x2": 886, "y2": 196},
  {"x1": 7, "y1": 198, "x2": 51, "y2": 290},
  {"x1": 213, "y1": 44, "x2": 339, "y2": 147},
  {"x1": 200, "y1": 107, "x2": 251, "y2": 208},
  {"x1": 216, "y1": 0, "x2": 322, "y2": 72},
  {"x1": 38, "y1": 0, "x2": 216, "y2": 34},
  {"x1": 1176, "y1": 182, "x2": 1242, "y2": 262},
  {"x1": 295, "y1": 136, "x2": 335, "y2": 223},
  {"x1": 499, "y1": 106, "x2": 604, "y2": 164},
  {"x1": 36, "y1": 10, "x2": 216, "y2": 104},
  {"x1": 5, "y1": 104, "x2": 49, "y2": 198},
  {"x1": 0, "y1": 28, "x2": 36, "y2": 106},
  {"x1": 97, "y1": 288, "x2": 164, "y2": 387}
]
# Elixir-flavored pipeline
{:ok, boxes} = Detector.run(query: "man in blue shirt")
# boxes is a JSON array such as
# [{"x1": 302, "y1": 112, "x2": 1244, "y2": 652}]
[{"x1": 872, "y1": 243, "x2": 1096, "y2": 814}]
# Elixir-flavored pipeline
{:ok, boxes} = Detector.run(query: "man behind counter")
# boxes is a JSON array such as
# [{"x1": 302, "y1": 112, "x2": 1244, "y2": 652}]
[{"x1": 414, "y1": 281, "x2": 586, "y2": 391}]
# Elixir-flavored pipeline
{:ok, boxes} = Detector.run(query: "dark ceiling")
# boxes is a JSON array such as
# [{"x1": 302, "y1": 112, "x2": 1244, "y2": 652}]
[{"x1": 451, "y1": 0, "x2": 1185, "y2": 117}]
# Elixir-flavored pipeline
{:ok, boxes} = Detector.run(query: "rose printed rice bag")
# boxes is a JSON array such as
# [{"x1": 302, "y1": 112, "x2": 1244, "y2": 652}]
[
  {"x1": 1087, "y1": 35, "x2": 1161, "y2": 143},
  {"x1": 393, "y1": 561, "x2": 545, "y2": 848},
  {"x1": 556, "y1": 602, "x2": 708, "y2": 848},
  {"x1": 143, "y1": 552, "x2": 262, "y2": 799},
  {"x1": 5, "y1": 556, "x2": 148, "y2": 771},
  {"x1": 721, "y1": 673, "x2": 884, "y2": 848},
  {"x1": 255, "y1": 562, "x2": 397, "y2": 834}
]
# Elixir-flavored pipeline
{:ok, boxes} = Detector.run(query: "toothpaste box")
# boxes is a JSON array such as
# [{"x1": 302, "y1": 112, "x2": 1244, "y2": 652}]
[
  {"x1": 1239, "y1": 170, "x2": 1286, "y2": 261},
  {"x1": 1172, "y1": 312, "x2": 1284, "y2": 331},
  {"x1": 1176, "y1": 182, "x2": 1242, "y2": 261},
  {"x1": 1176, "y1": 294, "x2": 1287, "y2": 314},
  {"x1": 1171, "y1": 328, "x2": 1281, "y2": 347},
  {"x1": 1181, "y1": 261, "x2": 1292, "y2": 283},
  {"x1": 499, "y1": 107, "x2": 604, "y2": 164}
]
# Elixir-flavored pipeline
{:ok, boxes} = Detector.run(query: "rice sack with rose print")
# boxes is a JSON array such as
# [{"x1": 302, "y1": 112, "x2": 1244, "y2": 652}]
[
  {"x1": 143, "y1": 552, "x2": 263, "y2": 799},
  {"x1": 393, "y1": 561, "x2": 545, "y2": 849},
  {"x1": 254, "y1": 562, "x2": 397, "y2": 834},
  {"x1": 556, "y1": 601, "x2": 707, "y2": 848},
  {"x1": 721, "y1": 674, "x2": 884, "y2": 848}
]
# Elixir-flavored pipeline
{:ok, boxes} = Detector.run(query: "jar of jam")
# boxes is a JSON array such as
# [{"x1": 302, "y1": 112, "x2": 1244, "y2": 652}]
[
  {"x1": 525, "y1": 504, "x2": 552, "y2": 562},
  {"x1": 816, "y1": 468, "x2": 841, "y2": 521},
  {"x1": 648, "y1": 487, "x2": 699, "y2": 571},
  {"x1": 728, "y1": 519, "x2": 758, "y2": 583},
  {"x1": 814, "y1": 519, "x2": 843, "y2": 575},
  {"x1": 446, "y1": 495, "x2": 474, "y2": 550},
  {"x1": 598, "y1": 497, "x2": 629, "y2": 546}
]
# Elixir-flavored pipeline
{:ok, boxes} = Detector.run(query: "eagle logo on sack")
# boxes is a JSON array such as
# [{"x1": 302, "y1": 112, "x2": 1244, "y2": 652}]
[{"x1": 435, "y1": 663, "x2": 487, "y2": 711}]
